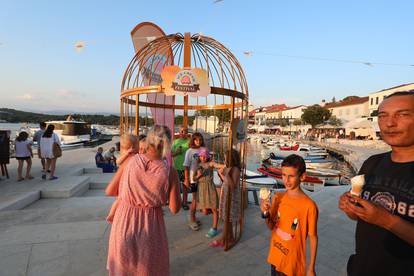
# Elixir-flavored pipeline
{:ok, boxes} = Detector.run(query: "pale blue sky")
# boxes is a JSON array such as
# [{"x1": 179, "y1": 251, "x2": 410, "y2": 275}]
[{"x1": 1, "y1": 0, "x2": 413, "y2": 113}]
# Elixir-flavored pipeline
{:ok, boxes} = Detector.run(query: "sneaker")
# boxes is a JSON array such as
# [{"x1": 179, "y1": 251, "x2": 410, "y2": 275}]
[
  {"x1": 206, "y1": 228, "x2": 219, "y2": 238},
  {"x1": 188, "y1": 221, "x2": 199, "y2": 231},
  {"x1": 49, "y1": 176, "x2": 58, "y2": 181}
]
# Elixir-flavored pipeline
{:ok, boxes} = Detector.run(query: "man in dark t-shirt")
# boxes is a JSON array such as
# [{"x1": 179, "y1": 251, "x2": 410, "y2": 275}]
[{"x1": 339, "y1": 91, "x2": 414, "y2": 276}]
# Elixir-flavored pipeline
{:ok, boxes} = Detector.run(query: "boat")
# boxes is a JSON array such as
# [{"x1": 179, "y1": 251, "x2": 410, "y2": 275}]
[
  {"x1": 213, "y1": 169, "x2": 277, "y2": 186},
  {"x1": 266, "y1": 153, "x2": 335, "y2": 169},
  {"x1": 257, "y1": 166, "x2": 324, "y2": 192},
  {"x1": 30, "y1": 116, "x2": 91, "y2": 148}
]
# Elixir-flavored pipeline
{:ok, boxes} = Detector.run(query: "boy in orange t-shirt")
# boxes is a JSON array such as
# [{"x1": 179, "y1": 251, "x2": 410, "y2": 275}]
[{"x1": 261, "y1": 154, "x2": 318, "y2": 276}]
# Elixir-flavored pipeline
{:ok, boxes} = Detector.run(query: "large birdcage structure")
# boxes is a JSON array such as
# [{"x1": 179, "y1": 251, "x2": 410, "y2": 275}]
[{"x1": 120, "y1": 32, "x2": 249, "y2": 250}]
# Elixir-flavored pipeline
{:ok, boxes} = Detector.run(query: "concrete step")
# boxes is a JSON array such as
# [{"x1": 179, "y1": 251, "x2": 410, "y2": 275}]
[
  {"x1": 25, "y1": 195, "x2": 115, "y2": 210},
  {"x1": 81, "y1": 189, "x2": 107, "y2": 197},
  {"x1": 88, "y1": 173, "x2": 114, "y2": 189},
  {"x1": 0, "y1": 191, "x2": 41, "y2": 211},
  {"x1": 40, "y1": 176, "x2": 91, "y2": 198}
]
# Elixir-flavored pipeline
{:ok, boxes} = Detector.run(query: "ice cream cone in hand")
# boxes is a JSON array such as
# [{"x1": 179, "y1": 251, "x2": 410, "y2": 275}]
[{"x1": 350, "y1": 174, "x2": 365, "y2": 197}]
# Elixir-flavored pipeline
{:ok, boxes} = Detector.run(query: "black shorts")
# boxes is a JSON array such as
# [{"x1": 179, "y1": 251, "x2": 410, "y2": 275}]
[
  {"x1": 16, "y1": 156, "x2": 31, "y2": 161},
  {"x1": 271, "y1": 265, "x2": 286, "y2": 276},
  {"x1": 189, "y1": 183, "x2": 198, "y2": 193}
]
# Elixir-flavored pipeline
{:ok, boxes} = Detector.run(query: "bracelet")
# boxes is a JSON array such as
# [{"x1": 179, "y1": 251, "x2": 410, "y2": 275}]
[{"x1": 261, "y1": 212, "x2": 269, "y2": 219}]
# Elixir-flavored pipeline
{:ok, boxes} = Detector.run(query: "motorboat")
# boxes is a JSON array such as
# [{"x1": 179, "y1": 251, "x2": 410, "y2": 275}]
[
  {"x1": 266, "y1": 153, "x2": 335, "y2": 169},
  {"x1": 257, "y1": 166, "x2": 325, "y2": 192},
  {"x1": 30, "y1": 116, "x2": 91, "y2": 148},
  {"x1": 213, "y1": 169, "x2": 277, "y2": 186}
]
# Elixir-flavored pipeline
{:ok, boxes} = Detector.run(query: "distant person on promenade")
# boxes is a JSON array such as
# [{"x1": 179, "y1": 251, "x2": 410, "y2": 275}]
[
  {"x1": 339, "y1": 91, "x2": 414, "y2": 276},
  {"x1": 193, "y1": 147, "x2": 219, "y2": 238},
  {"x1": 184, "y1": 132, "x2": 204, "y2": 230},
  {"x1": 172, "y1": 126, "x2": 190, "y2": 210},
  {"x1": 261, "y1": 154, "x2": 318, "y2": 276},
  {"x1": 209, "y1": 149, "x2": 242, "y2": 248},
  {"x1": 105, "y1": 134, "x2": 139, "y2": 223},
  {"x1": 95, "y1": 147, "x2": 105, "y2": 168},
  {"x1": 14, "y1": 131, "x2": 33, "y2": 181},
  {"x1": 32, "y1": 122, "x2": 46, "y2": 172},
  {"x1": 104, "y1": 147, "x2": 117, "y2": 167},
  {"x1": 40, "y1": 124, "x2": 61, "y2": 180},
  {"x1": 107, "y1": 125, "x2": 181, "y2": 276}
]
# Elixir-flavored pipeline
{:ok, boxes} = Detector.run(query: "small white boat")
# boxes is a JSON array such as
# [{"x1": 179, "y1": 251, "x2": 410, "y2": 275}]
[{"x1": 213, "y1": 169, "x2": 277, "y2": 186}]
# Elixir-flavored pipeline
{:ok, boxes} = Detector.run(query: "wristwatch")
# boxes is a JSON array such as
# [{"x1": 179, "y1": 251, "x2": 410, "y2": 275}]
[{"x1": 261, "y1": 211, "x2": 269, "y2": 219}]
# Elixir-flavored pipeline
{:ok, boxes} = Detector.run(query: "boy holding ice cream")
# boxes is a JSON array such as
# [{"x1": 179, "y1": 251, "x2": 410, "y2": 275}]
[{"x1": 261, "y1": 154, "x2": 318, "y2": 276}]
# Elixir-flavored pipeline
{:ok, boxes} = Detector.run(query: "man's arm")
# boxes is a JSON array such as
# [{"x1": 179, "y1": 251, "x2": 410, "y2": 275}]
[
  {"x1": 349, "y1": 197, "x2": 414, "y2": 246},
  {"x1": 307, "y1": 235, "x2": 318, "y2": 276}
]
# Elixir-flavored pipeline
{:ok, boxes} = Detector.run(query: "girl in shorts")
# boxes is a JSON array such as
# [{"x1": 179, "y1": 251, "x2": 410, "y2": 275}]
[
  {"x1": 183, "y1": 132, "x2": 205, "y2": 231},
  {"x1": 15, "y1": 131, "x2": 33, "y2": 181}
]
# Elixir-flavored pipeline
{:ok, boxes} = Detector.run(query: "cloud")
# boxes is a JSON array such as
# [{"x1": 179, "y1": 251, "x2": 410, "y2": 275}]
[{"x1": 17, "y1": 93, "x2": 35, "y2": 101}]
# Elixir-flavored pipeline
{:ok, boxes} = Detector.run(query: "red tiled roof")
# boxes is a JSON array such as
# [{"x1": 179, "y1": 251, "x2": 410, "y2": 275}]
[
  {"x1": 281, "y1": 105, "x2": 306, "y2": 111},
  {"x1": 264, "y1": 104, "x2": 288, "y2": 113},
  {"x1": 325, "y1": 96, "x2": 368, "y2": 108}
]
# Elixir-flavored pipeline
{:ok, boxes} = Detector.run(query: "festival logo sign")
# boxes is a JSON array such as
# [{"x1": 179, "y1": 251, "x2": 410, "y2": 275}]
[{"x1": 161, "y1": 66, "x2": 210, "y2": 97}]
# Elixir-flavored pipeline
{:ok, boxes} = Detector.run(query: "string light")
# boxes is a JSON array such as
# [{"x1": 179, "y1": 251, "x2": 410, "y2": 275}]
[{"x1": 242, "y1": 50, "x2": 414, "y2": 68}]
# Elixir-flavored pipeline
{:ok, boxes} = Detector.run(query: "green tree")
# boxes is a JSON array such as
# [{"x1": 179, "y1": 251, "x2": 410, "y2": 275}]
[
  {"x1": 327, "y1": 115, "x2": 342, "y2": 126},
  {"x1": 293, "y1": 119, "x2": 303, "y2": 126},
  {"x1": 301, "y1": 105, "x2": 331, "y2": 128}
]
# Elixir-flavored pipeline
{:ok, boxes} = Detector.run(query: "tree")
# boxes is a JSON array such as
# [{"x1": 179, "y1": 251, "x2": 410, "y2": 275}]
[
  {"x1": 328, "y1": 115, "x2": 342, "y2": 126},
  {"x1": 293, "y1": 119, "x2": 303, "y2": 126},
  {"x1": 301, "y1": 105, "x2": 331, "y2": 128}
]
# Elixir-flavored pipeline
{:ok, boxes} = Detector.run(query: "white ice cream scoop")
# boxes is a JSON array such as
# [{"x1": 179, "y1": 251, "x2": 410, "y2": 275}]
[
  {"x1": 350, "y1": 174, "x2": 365, "y2": 197},
  {"x1": 260, "y1": 188, "x2": 271, "y2": 200}
]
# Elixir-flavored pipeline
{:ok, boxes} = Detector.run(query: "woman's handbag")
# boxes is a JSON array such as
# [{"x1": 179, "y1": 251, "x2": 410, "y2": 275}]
[{"x1": 53, "y1": 143, "x2": 62, "y2": 158}]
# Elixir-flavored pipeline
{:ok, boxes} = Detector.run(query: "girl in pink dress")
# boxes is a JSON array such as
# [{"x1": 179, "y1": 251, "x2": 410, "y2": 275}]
[{"x1": 107, "y1": 125, "x2": 181, "y2": 276}]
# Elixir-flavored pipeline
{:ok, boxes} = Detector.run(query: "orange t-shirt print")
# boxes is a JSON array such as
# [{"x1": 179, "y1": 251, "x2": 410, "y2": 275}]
[{"x1": 267, "y1": 193, "x2": 318, "y2": 276}]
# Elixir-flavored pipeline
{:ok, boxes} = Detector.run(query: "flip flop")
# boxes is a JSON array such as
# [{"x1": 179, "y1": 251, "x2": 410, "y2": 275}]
[
  {"x1": 208, "y1": 240, "x2": 224, "y2": 247},
  {"x1": 17, "y1": 178, "x2": 24, "y2": 182},
  {"x1": 25, "y1": 176, "x2": 34, "y2": 180},
  {"x1": 49, "y1": 176, "x2": 58, "y2": 181}
]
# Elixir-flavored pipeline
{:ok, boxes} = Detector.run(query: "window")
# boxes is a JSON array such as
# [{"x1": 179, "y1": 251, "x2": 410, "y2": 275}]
[
  {"x1": 371, "y1": 98, "x2": 373, "y2": 105},
  {"x1": 376, "y1": 97, "x2": 379, "y2": 105}
]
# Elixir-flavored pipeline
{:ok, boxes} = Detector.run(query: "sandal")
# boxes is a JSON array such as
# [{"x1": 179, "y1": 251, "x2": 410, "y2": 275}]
[
  {"x1": 25, "y1": 175, "x2": 34, "y2": 180},
  {"x1": 182, "y1": 204, "x2": 189, "y2": 210},
  {"x1": 188, "y1": 221, "x2": 200, "y2": 231},
  {"x1": 208, "y1": 240, "x2": 224, "y2": 247},
  {"x1": 196, "y1": 220, "x2": 202, "y2": 226},
  {"x1": 17, "y1": 177, "x2": 24, "y2": 182},
  {"x1": 49, "y1": 176, "x2": 58, "y2": 181}
]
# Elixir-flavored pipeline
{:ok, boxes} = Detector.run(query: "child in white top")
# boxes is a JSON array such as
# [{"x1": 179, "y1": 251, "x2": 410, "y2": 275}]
[{"x1": 15, "y1": 131, "x2": 33, "y2": 181}]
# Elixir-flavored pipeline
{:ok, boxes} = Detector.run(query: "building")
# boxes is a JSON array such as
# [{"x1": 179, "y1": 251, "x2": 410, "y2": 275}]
[
  {"x1": 368, "y1": 83, "x2": 414, "y2": 115},
  {"x1": 192, "y1": 116, "x2": 219, "y2": 133},
  {"x1": 252, "y1": 104, "x2": 287, "y2": 125},
  {"x1": 264, "y1": 104, "x2": 288, "y2": 124},
  {"x1": 324, "y1": 96, "x2": 369, "y2": 123},
  {"x1": 281, "y1": 105, "x2": 306, "y2": 120}
]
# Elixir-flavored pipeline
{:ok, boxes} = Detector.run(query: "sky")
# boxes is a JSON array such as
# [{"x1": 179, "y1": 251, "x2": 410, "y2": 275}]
[{"x1": 0, "y1": 0, "x2": 413, "y2": 114}]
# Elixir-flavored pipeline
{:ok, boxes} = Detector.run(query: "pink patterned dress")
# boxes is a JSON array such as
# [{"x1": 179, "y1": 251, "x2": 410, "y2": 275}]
[{"x1": 107, "y1": 154, "x2": 170, "y2": 276}]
